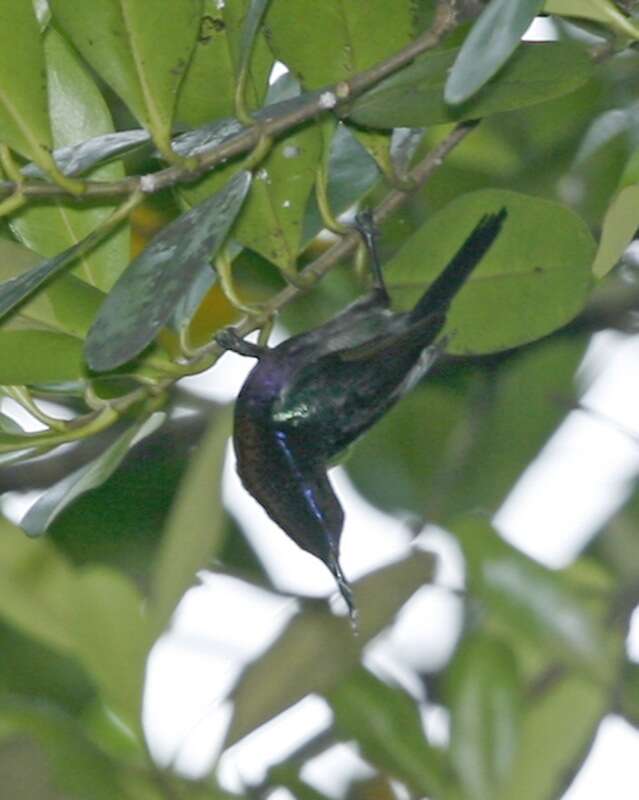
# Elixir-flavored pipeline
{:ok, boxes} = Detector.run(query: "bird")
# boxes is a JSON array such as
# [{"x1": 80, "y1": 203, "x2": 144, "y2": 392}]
[{"x1": 216, "y1": 207, "x2": 507, "y2": 621}]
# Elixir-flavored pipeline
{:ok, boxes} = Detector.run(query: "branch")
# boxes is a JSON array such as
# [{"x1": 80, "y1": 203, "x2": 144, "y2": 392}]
[
  {"x1": 185, "y1": 119, "x2": 480, "y2": 372},
  {"x1": 0, "y1": 1, "x2": 459, "y2": 201}
]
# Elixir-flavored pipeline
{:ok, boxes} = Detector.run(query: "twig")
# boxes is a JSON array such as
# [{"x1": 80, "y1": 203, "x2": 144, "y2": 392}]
[
  {"x1": 184, "y1": 119, "x2": 479, "y2": 373},
  {"x1": 0, "y1": 2, "x2": 458, "y2": 202}
]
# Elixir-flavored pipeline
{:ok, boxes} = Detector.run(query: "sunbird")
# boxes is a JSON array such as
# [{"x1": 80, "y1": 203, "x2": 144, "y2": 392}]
[{"x1": 217, "y1": 208, "x2": 507, "y2": 620}]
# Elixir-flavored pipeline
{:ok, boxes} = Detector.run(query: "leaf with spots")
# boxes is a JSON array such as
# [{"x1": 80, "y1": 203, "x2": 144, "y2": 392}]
[
  {"x1": 265, "y1": 0, "x2": 415, "y2": 173},
  {"x1": 85, "y1": 171, "x2": 251, "y2": 372}
]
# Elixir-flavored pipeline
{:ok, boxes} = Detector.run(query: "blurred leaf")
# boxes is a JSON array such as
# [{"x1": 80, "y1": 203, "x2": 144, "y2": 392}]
[
  {"x1": 618, "y1": 660, "x2": 639, "y2": 728},
  {"x1": 225, "y1": 552, "x2": 435, "y2": 747},
  {"x1": 49, "y1": 0, "x2": 202, "y2": 154},
  {"x1": 0, "y1": 1, "x2": 55, "y2": 170},
  {"x1": 0, "y1": 621, "x2": 95, "y2": 715},
  {"x1": 387, "y1": 189, "x2": 595, "y2": 354},
  {"x1": 447, "y1": 634, "x2": 522, "y2": 800},
  {"x1": 22, "y1": 412, "x2": 166, "y2": 537},
  {"x1": 445, "y1": 0, "x2": 544, "y2": 105},
  {"x1": 0, "y1": 701, "x2": 124, "y2": 800},
  {"x1": 0, "y1": 330, "x2": 86, "y2": 385},
  {"x1": 9, "y1": 28, "x2": 129, "y2": 291},
  {"x1": 0, "y1": 737, "x2": 81, "y2": 800},
  {"x1": 347, "y1": 337, "x2": 586, "y2": 519},
  {"x1": 545, "y1": 0, "x2": 639, "y2": 38},
  {"x1": 351, "y1": 42, "x2": 593, "y2": 129},
  {"x1": 329, "y1": 667, "x2": 447, "y2": 798},
  {"x1": 68, "y1": 566, "x2": 151, "y2": 731},
  {"x1": 0, "y1": 520, "x2": 151, "y2": 731},
  {"x1": 0, "y1": 519, "x2": 82, "y2": 654},
  {"x1": 445, "y1": 337, "x2": 588, "y2": 516},
  {"x1": 85, "y1": 170, "x2": 251, "y2": 372},
  {"x1": 592, "y1": 184, "x2": 639, "y2": 277},
  {"x1": 497, "y1": 674, "x2": 608, "y2": 800},
  {"x1": 150, "y1": 407, "x2": 231, "y2": 633},
  {"x1": 452, "y1": 516, "x2": 612, "y2": 681}
]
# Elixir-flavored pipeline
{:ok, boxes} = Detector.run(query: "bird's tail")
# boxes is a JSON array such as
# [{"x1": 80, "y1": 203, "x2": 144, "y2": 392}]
[{"x1": 410, "y1": 208, "x2": 507, "y2": 320}]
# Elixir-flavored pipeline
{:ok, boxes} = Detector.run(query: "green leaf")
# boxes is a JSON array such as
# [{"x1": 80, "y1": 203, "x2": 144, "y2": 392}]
[
  {"x1": 266, "y1": 0, "x2": 414, "y2": 89},
  {"x1": 232, "y1": 127, "x2": 322, "y2": 273},
  {"x1": 68, "y1": 566, "x2": 151, "y2": 730},
  {"x1": 237, "y1": 0, "x2": 270, "y2": 81},
  {"x1": 22, "y1": 129, "x2": 151, "y2": 179},
  {"x1": 386, "y1": 189, "x2": 595, "y2": 354},
  {"x1": 150, "y1": 407, "x2": 231, "y2": 633},
  {"x1": 329, "y1": 668, "x2": 447, "y2": 798},
  {"x1": 303, "y1": 123, "x2": 380, "y2": 243},
  {"x1": 350, "y1": 42, "x2": 594, "y2": 129},
  {"x1": 0, "y1": 520, "x2": 151, "y2": 731},
  {"x1": 85, "y1": 170, "x2": 251, "y2": 372},
  {"x1": 265, "y1": 0, "x2": 414, "y2": 169},
  {"x1": 49, "y1": 0, "x2": 202, "y2": 154},
  {"x1": 592, "y1": 184, "x2": 639, "y2": 278},
  {"x1": 452, "y1": 516, "x2": 612, "y2": 681},
  {"x1": 9, "y1": 28, "x2": 130, "y2": 291},
  {"x1": 0, "y1": 330, "x2": 86, "y2": 385},
  {"x1": 0, "y1": 701, "x2": 125, "y2": 800},
  {"x1": 22, "y1": 412, "x2": 166, "y2": 537},
  {"x1": 497, "y1": 674, "x2": 608, "y2": 800},
  {"x1": 447, "y1": 635, "x2": 522, "y2": 800},
  {"x1": 0, "y1": 1, "x2": 54, "y2": 169},
  {"x1": 0, "y1": 228, "x2": 113, "y2": 328},
  {"x1": 0, "y1": 620, "x2": 95, "y2": 715},
  {"x1": 0, "y1": 239, "x2": 105, "y2": 337},
  {"x1": 225, "y1": 552, "x2": 435, "y2": 748},
  {"x1": 347, "y1": 337, "x2": 586, "y2": 520},
  {"x1": 175, "y1": 0, "x2": 273, "y2": 126},
  {"x1": 544, "y1": 0, "x2": 639, "y2": 39},
  {"x1": 445, "y1": 0, "x2": 545, "y2": 105}
]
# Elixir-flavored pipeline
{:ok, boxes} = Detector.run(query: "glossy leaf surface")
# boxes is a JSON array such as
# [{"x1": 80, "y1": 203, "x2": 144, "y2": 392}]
[
  {"x1": 85, "y1": 170, "x2": 251, "y2": 371},
  {"x1": 445, "y1": 0, "x2": 545, "y2": 105},
  {"x1": 351, "y1": 42, "x2": 593, "y2": 129}
]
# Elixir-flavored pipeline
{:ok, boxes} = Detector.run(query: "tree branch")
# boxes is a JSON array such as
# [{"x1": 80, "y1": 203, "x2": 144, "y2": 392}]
[{"x1": 0, "y1": 1, "x2": 459, "y2": 201}]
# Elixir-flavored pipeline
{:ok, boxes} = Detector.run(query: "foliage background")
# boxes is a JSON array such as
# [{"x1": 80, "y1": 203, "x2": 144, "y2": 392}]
[{"x1": 0, "y1": 0, "x2": 638, "y2": 798}]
